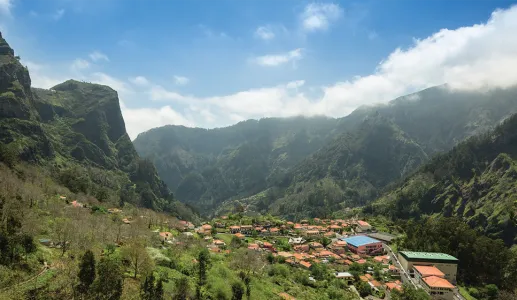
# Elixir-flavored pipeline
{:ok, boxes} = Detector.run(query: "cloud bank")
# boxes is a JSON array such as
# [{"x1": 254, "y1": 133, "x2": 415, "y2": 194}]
[{"x1": 23, "y1": 5, "x2": 517, "y2": 140}]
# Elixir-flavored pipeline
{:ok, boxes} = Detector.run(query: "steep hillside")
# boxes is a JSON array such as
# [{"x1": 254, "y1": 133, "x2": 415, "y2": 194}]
[
  {"x1": 259, "y1": 116, "x2": 428, "y2": 219},
  {"x1": 134, "y1": 117, "x2": 339, "y2": 212},
  {"x1": 136, "y1": 80, "x2": 517, "y2": 216},
  {"x1": 369, "y1": 113, "x2": 517, "y2": 245},
  {"x1": 0, "y1": 32, "x2": 196, "y2": 220}
]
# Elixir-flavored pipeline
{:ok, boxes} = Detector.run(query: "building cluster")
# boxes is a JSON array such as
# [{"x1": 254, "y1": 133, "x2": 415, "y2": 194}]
[{"x1": 398, "y1": 251, "x2": 458, "y2": 300}]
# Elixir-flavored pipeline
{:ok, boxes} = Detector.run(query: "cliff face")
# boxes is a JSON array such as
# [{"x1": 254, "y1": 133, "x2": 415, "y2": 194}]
[
  {"x1": 0, "y1": 31, "x2": 195, "y2": 218},
  {"x1": 0, "y1": 32, "x2": 53, "y2": 162}
]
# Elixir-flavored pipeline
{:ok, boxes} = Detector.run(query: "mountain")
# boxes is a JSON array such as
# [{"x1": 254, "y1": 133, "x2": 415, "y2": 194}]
[
  {"x1": 369, "y1": 112, "x2": 517, "y2": 245},
  {"x1": 0, "y1": 32, "x2": 196, "y2": 220},
  {"x1": 136, "y1": 82, "x2": 517, "y2": 216},
  {"x1": 133, "y1": 117, "x2": 340, "y2": 212},
  {"x1": 260, "y1": 115, "x2": 428, "y2": 219}
]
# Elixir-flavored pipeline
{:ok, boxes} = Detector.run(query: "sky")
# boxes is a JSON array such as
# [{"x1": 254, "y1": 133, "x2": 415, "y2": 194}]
[{"x1": 1, "y1": 0, "x2": 517, "y2": 139}]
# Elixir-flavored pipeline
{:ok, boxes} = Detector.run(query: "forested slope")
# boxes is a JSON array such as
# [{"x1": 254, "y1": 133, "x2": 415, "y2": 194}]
[{"x1": 369, "y1": 112, "x2": 517, "y2": 245}]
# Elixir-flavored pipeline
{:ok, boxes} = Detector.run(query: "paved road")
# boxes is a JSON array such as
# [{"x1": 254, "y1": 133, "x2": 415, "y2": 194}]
[{"x1": 384, "y1": 244, "x2": 418, "y2": 289}]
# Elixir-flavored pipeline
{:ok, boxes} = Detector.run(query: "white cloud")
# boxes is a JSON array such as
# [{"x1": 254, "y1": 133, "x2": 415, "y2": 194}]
[
  {"x1": 173, "y1": 75, "x2": 190, "y2": 86},
  {"x1": 89, "y1": 51, "x2": 109, "y2": 62},
  {"x1": 255, "y1": 26, "x2": 275, "y2": 40},
  {"x1": 18, "y1": 5, "x2": 517, "y2": 139},
  {"x1": 253, "y1": 48, "x2": 303, "y2": 67},
  {"x1": 0, "y1": 0, "x2": 12, "y2": 16},
  {"x1": 129, "y1": 76, "x2": 150, "y2": 86},
  {"x1": 71, "y1": 58, "x2": 90, "y2": 71},
  {"x1": 53, "y1": 9, "x2": 65, "y2": 21},
  {"x1": 121, "y1": 103, "x2": 194, "y2": 140},
  {"x1": 301, "y1": 3, "x2": 343, "y2": 32}
]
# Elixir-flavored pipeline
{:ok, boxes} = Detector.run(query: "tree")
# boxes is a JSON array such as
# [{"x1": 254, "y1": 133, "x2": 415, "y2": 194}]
[
  {"x1": 173, "y1": 277, "x2": 190, "y2": 300},
  {"x1": 356, "y1": 281, "x2": 372, "y2": 297},
  {"x1": 231, "y1": 282, "x2": 245, "y2": 300},
  {"x1": 77, "y1": 250, "x2": 96, "y2": 295},
  {"x1": 121, "y1": 239, "x2": 153, "y2": 278},
  {"x1": 391, "y1": 284, "x2": 431, "y2": 300},
  {"x1": 155, "y1": 279, "x2": 164, "y2": 300},
  {"x1": 93, "y1": 256, "x2": 123, "y2": 300},
  {"x1": 310, "y1": 263, "x2": 327, "y2": 281},
  {"x1": 197, "y1": 248, "x2": 210, "y2": 299},
  {"x1": 320, "y1": 236, "x2": 332, "y2": 248},
  {"x1": 141, "y1": 273, "x2": 155, "y2": 300}
]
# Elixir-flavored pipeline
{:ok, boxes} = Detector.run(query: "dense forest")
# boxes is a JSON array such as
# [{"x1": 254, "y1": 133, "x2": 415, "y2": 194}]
[{"x1": 368, "y1": 112, "x2": 517, "y2": 245}]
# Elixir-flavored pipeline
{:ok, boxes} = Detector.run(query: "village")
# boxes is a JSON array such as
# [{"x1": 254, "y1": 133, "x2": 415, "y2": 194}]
[
  {"x1": 164, "y1": 215, "x2": 460, "y2": 300},
  {"x1": 38, "y1": 197, "x2": 460, "y2": 300}
]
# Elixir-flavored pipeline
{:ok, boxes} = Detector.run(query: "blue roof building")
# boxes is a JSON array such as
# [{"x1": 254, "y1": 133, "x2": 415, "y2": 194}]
[{"x1": 342, "y1": 236, "x2": 384, "y2": 255}]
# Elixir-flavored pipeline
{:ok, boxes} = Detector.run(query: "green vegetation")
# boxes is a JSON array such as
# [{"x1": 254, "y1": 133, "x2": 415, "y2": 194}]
[{"x1": 135, "y1": 83, "x2": 517, "y2": 218}]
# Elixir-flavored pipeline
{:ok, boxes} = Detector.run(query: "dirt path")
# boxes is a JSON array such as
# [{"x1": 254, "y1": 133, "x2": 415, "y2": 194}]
[{"x1": 0, "y1": 265, "x2": 51, "y2": 294}]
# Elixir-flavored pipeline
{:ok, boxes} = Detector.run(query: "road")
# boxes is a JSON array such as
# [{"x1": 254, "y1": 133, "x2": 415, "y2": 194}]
[{"x1": 383, "y1": 244, "x2": 418, "y2": 289}]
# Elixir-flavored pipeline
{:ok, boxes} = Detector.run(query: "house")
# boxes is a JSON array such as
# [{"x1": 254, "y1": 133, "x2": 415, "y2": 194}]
[
  {"x1": 294, "y1": 244, "x2": 309, "y2": 252},
  {"x1": 329, "y1": 240, "x2": 347, "y2": 254},
  {"x1": 304, "y1": 230, "x2": 320, "y2": 237},
  {"x1": 262, "y1": 241, "x2": 273, "y2": 249},
  {"x1": 369, "y1": 280, "x2": 382, "y2": 291},
  {"x1": 289, "y1": 237, "x2": 306, "y2": 245},
  {"x1": 234, "y1": 233, "x2": 245, "y2": 239},
  {"x1": 299, "y1": 261, "x2": 312, "y2": 269},
  {"x1": 108, "y1": 208, "x2": 122, "y2": 214},
  {"x1": 241, "y1": 225, "x2": 253, "y2": 234},
  {"x1": 398, "y1": 251, "x2": 458, "y2": 284},
  {"x1": 335, "y1": 272, "x2": 354, "y2": 285},
  {"x1": 59, "y1": 195, "x2": 67, "y2": 200},
  {"x1": 414, "y1": 266, "x2": 445, "y2": 280},
  {"x1": 324, "y1": 231, "x2": 336, "y2": 238},
  {"x1": 269, "y1": 227, "x2": 280, "y2": 235},
  {"x1": 122, "y1": 218, "x2": 131, "y2": 224},
  {"x1": 213, "y1": 239, "x2": 226, "y2": 246},
  {"x1": 229, "y1": 226, "x2": 241, "y2": 233},
  {"x1": 374, "y1": 255, "x2": 390, "y2": 264},
  {"x1": 360, "y1": 275, "x2": 369, "y2": 282},
  {"x1": 385, "y1": 282, "x2": 402, "y2": 292},
  {"x1": 201, "y1": 224, "x2": 213, "y2": 235},
  {"x1": 421, "y1": 276, "x2": 455, "y2": 300},
  {"x1": 309, "y1": 242, "x2": 323, "y2": 250},
  {"x1": 159, "y1": 232, "x2": 173, "y2": 242},
  {"x1": 248, "y1": 243, "x2": 260, "y2": 251},
  {"x1": 357, "y1": 220, "x2": 372, "y2": 231},
  {"x1": 343, "y1": 236, "x2": 383, "y2": 255}
]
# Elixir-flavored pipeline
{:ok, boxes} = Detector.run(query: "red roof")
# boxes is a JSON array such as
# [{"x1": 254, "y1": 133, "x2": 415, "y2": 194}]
[
  {"x1": 299, "y1": 261, "x2": 312, "y2": 269},
  {"x1": 385, "y1": 282, "x2": 402, "y2": 291},
  {"x1": 370, "y1": 280, "x2": 382, "y2": 288},
  {"x1": 357, "y1": 220, "x2": 370, "y2": 226},
  {"x1": 414, "y1": 266, "x2": 445, "y2": 277},
  {"x1": 423, "y1": 276, "x2": 455, "y2": 289}
]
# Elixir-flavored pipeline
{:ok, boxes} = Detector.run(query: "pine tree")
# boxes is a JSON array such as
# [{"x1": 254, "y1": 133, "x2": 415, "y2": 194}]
[
  {"x1": 94, "y1": 256, "x2": 123, "y2": 300},
  {"x1": 77, "y1": 250, "x2": 96, "y2": 295},
  {"x1": 231, "y1": 282, "x2": 245, "y2": 300},
  {"x1": 155, "y1": 279, "x2": 164, "y2": 300}
]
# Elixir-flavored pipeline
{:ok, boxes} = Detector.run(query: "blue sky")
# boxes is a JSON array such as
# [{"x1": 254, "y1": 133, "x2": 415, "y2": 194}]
[{"x1": 1, "y1": 0, "x2": 517, "y2": 139}]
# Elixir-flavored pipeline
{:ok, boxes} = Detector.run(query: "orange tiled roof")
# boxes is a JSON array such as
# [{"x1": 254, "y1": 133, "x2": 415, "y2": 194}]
[
  {"x1": 299, "y1": 261, "x2": 312, "y2": 268},
  {"x1": 423, "y1": 276, "x2": 455, "y2": 289},
  {"x1": 385, "y1": 282, "x2": 402, "y2": 291},
  {"x1": 370, "y1": 280, "x2": 382, "y2": 288},
  {"x1": 414, "y1": 265, "x2": 445, "y2": 277}
]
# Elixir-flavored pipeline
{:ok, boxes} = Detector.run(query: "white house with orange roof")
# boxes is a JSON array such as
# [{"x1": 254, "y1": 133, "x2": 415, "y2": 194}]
[
  {"x1": 356, "y1": 220, "x2": 372, "y2": 231},
  {"x1": 421, "y1": 276, "x2": 455, "y2": 300}
]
